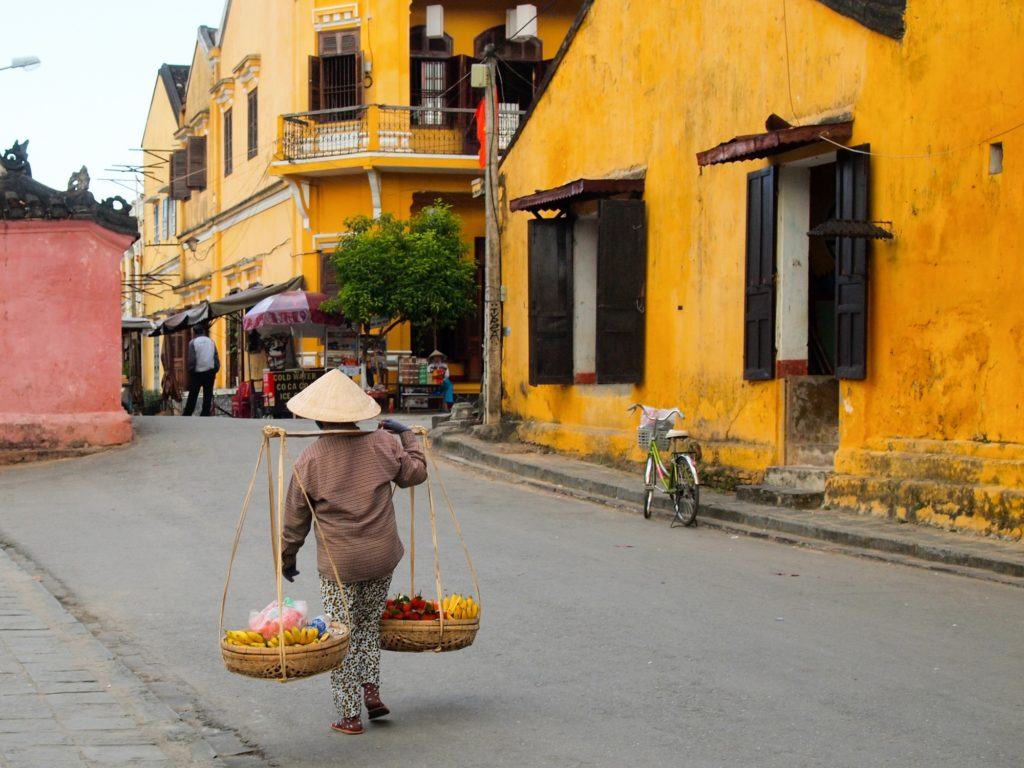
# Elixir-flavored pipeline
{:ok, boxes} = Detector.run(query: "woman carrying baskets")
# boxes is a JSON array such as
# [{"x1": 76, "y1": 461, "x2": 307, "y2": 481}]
[{"x1": 280, "y1": 370, "x2": 426, "y2": 735}]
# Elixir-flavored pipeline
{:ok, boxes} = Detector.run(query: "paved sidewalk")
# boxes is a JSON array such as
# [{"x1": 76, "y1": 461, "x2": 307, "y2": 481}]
[
  {"x1": 0, "y1": 548, "x2": 207, "y2": 768},
  {"x1": 432, "y1": 429, "x2": 1024, "y2": 586}
]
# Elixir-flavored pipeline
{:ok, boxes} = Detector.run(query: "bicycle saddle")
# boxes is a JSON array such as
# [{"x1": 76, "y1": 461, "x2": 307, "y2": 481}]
[{"x1": 666, "y1": 429, "x2": 689, "y2": 438}]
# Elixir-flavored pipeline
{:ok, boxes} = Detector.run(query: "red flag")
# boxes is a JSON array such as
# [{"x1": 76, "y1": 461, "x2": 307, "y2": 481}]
[{"x1": 475, "y1": 98, "x2": 487, "y2": 168}]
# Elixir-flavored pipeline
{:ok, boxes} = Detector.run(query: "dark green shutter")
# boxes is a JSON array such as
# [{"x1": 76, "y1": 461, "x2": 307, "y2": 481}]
[
  {"x1": 528, "y1": 218, "x2": 573, "y2": 385},
  {"x1": 743, "y1": 167, "x2": 778, "y2": 380},
  {"x1": 185, "y1": 136, "x2": 206, "y2": 191},
  {"x1": 169, "y1": 150, "x2": 190, "y2": 201},
  {"x1": 835, "y1": 146, "x2": 870, "y2": 380},
  {"x1": 596, "y1": 199, "x2": 646, "y2": 384}
]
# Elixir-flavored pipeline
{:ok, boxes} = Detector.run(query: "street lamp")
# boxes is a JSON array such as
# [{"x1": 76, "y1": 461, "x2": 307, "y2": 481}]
[{"x1": 0, "y1": 57, "x2": 41, "y2": 72}]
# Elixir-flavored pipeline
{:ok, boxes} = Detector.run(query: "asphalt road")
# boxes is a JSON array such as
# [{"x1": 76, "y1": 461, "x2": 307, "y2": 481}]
[{"x1": 1, "y1": 416, "x2": 1022, "y2": 768}]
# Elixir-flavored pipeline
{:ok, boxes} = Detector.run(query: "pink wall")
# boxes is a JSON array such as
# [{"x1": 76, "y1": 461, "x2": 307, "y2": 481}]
[{"x1": 0, "y1": 220, "x2": 133, "y2": 456}]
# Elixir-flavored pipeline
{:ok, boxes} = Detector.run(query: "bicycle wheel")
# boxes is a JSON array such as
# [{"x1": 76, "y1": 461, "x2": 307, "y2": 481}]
[
  {"x1": 671, "y1": 455, "x2": 699, "y2": 527},
  {"x1": 643, "y1": 455, "x2": 655, "y2": 519}
]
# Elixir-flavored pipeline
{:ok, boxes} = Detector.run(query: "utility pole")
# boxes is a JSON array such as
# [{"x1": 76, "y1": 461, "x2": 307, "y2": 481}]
[{"x1": 481, "y1": 47, "x2": 502, "y2": 426}]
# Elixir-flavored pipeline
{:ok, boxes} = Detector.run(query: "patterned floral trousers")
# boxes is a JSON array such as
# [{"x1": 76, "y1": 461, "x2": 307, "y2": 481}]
[{"x1": 319, "y1": 573, "x2": 392, "y2": 719}]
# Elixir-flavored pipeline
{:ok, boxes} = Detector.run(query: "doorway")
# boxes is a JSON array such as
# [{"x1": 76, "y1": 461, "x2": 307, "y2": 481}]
[{"x1": 776, "y1": 157, "x2": 839, "y2": 467}]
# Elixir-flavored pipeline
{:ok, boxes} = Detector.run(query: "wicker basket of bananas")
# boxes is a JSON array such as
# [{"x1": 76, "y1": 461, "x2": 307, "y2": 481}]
[
  {"x1": 220, "y1": 621, "x2": 350, "y2": 681},
  {"x1": 379, "y1": 593, "x2": 479, "y2": 653}
]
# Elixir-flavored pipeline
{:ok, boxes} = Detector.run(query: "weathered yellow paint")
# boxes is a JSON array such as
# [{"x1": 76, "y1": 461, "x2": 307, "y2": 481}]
[
  {"x1": 499, "y1": 0, "x2": 1024, "y2": 535},
  {"x1": 138, "y1": 0, "x2": 580, "y2": 395},
  {"x1": 137, "y1": 71, "x2": 185, "y2": 393}
]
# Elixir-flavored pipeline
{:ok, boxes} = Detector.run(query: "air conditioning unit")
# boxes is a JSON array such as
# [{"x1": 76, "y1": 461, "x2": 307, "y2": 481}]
[
  {"x1": 506, "y1": 4, "x2": 537, "y2": 41},
  {"x1": 426, "y1": 5, "x2": 444, "y2": 39}
]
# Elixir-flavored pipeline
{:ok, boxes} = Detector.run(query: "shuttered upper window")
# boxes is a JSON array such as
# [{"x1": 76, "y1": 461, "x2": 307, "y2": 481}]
[
  {"x1": 247, "y1": 89, "x2": 258, "y2": 159},
  {"x1": 169, "y1": 150, "x2": 190, "y2": 201},
  {"x1": 223, "y1": 107, "x2": 233, "y2": 177},
  {"x1": 185, "y1": 136, "x2": 207, "y2": 191}
]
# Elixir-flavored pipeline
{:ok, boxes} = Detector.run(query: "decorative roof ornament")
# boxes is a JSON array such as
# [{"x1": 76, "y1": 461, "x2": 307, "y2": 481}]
[
  {"x1": 0, "y1": 139, "x2": 32, "y2": 176},
  {"x1": 0, "y1": 139, "x2": 138, "y2": 238}
]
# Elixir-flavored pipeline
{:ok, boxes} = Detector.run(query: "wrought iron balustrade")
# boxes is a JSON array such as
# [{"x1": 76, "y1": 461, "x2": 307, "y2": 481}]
[{"x1": 278, "y1": 104, "x2": 526, "y2": 162}]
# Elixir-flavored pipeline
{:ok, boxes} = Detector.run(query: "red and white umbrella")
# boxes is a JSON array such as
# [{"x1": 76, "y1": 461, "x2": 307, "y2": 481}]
[{"x1": 242, "y1": 290, "x2": 344, "y2": 336}]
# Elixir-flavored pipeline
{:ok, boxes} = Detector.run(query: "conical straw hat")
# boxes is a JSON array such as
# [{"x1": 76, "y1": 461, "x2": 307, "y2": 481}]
[{"x1": 286, "y1": 369, "x2": 381, "y2": 422}]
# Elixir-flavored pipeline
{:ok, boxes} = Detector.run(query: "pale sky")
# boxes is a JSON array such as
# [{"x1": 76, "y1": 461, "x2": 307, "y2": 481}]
[{"x1": 1, "y1": 0, "x2": 221, "y2": 204}]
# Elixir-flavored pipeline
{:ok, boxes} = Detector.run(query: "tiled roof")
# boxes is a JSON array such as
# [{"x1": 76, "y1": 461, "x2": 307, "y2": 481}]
[{"x1": 159, "y1": 64, "x2": 190, "y2": 114}]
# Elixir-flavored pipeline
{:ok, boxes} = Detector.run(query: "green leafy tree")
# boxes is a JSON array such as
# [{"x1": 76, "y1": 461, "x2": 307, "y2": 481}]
[{"x1": 323, "y1": 202, "x2": 476, "y2": 352}]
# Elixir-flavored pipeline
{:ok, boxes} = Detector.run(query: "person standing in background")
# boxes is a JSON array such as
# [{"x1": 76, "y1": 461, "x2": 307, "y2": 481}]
[
  {"x1": 183, "y1": 323, "x2": 219, "y2": 417},
  {"x1": 427, "y1": 350, "x2": 454, "y2": 412}
]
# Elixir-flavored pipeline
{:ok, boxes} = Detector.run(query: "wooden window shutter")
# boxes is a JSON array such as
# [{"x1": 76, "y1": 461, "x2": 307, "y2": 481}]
[
  {"x1": 308, "y1": 55, "x2": 322, "y2": 111},
  {"x1": 354, "y1": 51, "x2": 364, "y2": 105},
  {"x1": 743, "y1": 166, "x2": 778, "y2": 381},
  {"x1": 445, "y1": 56, "x2": 466, "y2": 108},
  {"x1": 596, "y1": 199, "x2": 647, "y2": 384},
  {"x1": 185, "y1": 136, "x2": 206, "y2": 190},
  {"x1": 223, "y1": 108, "x2": 233, "y2": 177},
  {"x1": 169, "y1": 149, "x2": 190, "y2": 200},
  {"x1": 320, "y1": 252, "x2": 338, "y2": 296},
  {"x1": 410, "y1": 58, "x2": 423, "y2": 110},
  {"x1": 247, "y1": 89, "x2": 259, "y2": 158},
  {"x1": 835, "y1": 146, "x2": 870, "y2": 380},
  {"x1": 319, "y1": 30, "x2": 359, "y2": 56},
  {"x1": 528, "y1": 218, "x2": 573, "y2": 385}
]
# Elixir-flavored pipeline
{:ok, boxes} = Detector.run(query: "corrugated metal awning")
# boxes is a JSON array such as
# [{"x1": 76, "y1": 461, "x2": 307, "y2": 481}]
[
  {"x1": 509, "y1": 178, "x2": 645, "y2": 214},
  {"x1": 207, "y1": 275, "x2": 303, "y2": 318},
  {"x1": 808, "y1": 219, "x2": 894, "y2": 240},
  {"x1": 696, "y1": 116, "x2": 854, "y2": 167}
]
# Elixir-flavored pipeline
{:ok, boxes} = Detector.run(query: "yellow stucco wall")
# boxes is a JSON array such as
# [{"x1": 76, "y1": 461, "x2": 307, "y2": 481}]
[
  {"x1": 138, "y1": 74, "x2": 185, "y2": 392},
  {"x1": 499, "y1": 0, "x2": 1024, "y2": 534},
  {"x1": 140, "y1": 0, "x2": 581, "y2": 392}
]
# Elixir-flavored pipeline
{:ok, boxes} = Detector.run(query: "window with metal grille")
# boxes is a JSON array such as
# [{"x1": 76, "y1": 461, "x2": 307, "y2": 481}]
[
  {"x1": 322, "y1": 55, "x2": 359, "y2": 109},
  {"x1": 152, "y1": 201, "x2": 160, "y2": 244},
  {"x1": 418, "y1": 60, "x2": 445, "y2": 126},
  {"x1": 224, "y1": 107, "x2": 233, "y2": 176},
  {"x1": 247, "y1": 89, "x2": 258, "y2": 159}
]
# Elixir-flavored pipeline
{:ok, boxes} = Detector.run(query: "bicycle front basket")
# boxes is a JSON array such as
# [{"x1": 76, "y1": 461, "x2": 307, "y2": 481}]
[{"x1": 637, "y1": 424, "x2": 670, "y2": 451}]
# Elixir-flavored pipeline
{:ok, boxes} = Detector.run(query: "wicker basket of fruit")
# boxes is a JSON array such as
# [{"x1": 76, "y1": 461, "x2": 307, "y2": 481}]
[
  {"x1": 221, "y1": 621, "x2": 350, "y2": 681},
  {"x1": 220, "y1": 426, "x2": 356, "y2": 682},
  {"x1": 379, "y1": 594, "x2": 479, "y2": 653}
]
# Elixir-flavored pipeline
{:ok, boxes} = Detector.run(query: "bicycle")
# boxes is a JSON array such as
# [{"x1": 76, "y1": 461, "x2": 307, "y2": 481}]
[{"x1": 629, "y1": 404, "x2": 701, "y2": 527}]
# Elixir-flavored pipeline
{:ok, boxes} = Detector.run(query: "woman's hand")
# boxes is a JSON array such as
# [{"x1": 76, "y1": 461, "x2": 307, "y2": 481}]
[
  {"x1": 379, "y1": 418, "x2": 410, "y2": 435},
  {"x1": 282, "y1": 563, "x2": 299, "y2": 582}
]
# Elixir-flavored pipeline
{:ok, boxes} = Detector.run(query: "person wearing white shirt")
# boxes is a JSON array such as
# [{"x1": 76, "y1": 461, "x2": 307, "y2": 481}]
[{"x1": 183, "y1": 323, "x2": 220, "y2": 417}]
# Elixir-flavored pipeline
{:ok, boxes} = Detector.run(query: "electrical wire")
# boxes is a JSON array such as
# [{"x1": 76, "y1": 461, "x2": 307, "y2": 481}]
[
  {"x1": 507, "y1": 0, "x2": 560, "y2": 42},
  {"x1": 493, "y1": 54, "x2": 535, "y2": 91},
  {"x1": 817, "y1": 117, "x2": 1024, "y2": 159}
]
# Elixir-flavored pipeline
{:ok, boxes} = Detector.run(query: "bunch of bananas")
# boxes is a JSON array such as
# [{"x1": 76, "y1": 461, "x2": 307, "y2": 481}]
[
  {"x1": 267, "y1": 626, "x2": 322, "y2": 648},
  {"x1": 224, "y1": 627, "x2": 325, "y2": 648},
  {"x1": 442, "y1": 594, "x2": 479, "y2": 620},
  {"x1": 224, "y1": 630, "x2": 269, "y2": 647}
]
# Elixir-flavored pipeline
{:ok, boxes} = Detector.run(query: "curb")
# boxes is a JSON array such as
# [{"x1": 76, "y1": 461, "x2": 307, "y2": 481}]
[{"x1": 432, "y1": 431, "x2": 1024, "y2": 587}]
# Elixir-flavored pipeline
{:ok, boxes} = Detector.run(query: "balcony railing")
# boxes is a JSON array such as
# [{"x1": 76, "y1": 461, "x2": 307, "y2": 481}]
[{"x1": 278, "y1": 104, "x2": 526, "y2": 163}]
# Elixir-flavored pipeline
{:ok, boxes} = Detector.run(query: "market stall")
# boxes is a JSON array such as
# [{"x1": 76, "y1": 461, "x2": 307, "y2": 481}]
[{"x1": 243, "y1": 290, "x2": 358, "y2": 418}]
